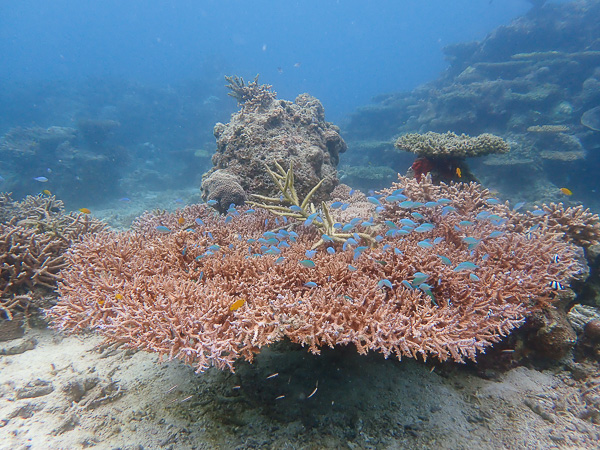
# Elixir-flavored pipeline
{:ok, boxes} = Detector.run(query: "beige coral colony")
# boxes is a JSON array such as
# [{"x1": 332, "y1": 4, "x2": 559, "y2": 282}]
[{"x1": 32, "y1": 76, "x2": 600, "y2": 373}]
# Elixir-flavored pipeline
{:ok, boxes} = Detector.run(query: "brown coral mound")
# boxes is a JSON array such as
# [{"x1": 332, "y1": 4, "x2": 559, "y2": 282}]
[
  {"x1": 0, "y1": 193, "x2": 106, "y2": 318},
  {"x1": 49, "y1": 176, "x2": 588, "y2": 373},
  {"x1": 202, "y1": 76, "x2": 346, "y2": 207}
]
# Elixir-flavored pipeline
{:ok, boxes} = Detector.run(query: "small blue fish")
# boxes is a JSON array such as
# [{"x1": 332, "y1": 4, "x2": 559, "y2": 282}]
[
  {"x1": 462, "y1": 237, "x2": 480, "y2": 245},
  {"x1": 304, "y1": 282, "x2": 318, "y2": 288},
  {"x1": 385, "y1": 195, "x2": 407, "y2": 202},
  {"x1": 375, "y1": 235, "x2": 384, "y2": 242},
  {"x1": 342, "y1": 224, "x2": 354, "y2": 232},
  {"x1": 367, "y1": 196, "x2": 381, "y2": 206},
  {"x1": 349, "y1": 189, "x2": 356, "y2": 196},
  {"x1": 155, "y1": 226, "x2": 171, "y2": 234},
  {"x1": 486, "y1": 198, "x2": 501, "y2": 205},
  {"x1": 361, "y1": 221, "x2": 374, "y2": 227},
  {"x1": 413, "y1": 272, "x2": 430, "y2": 286},
  {"x1": 469, "y1": 273, "x2": 480, "y2": 281},
  {"x1": 346, "y1": 238, "x2": 358, "y2": 247},
  {"x1": 245, "y1": 209, "x2": 256, "y2": 214},
  {"x1": 330, "y1": 201, "x2": 343, "y2": 209},
  {"x1": 411, "y1": 212, "x2": 424, "y2": 219},
  {"x1": 399, "y1": 280, "x2": 412, "y2": 290},
  {"x1": 33, "y1": 176, "x2": 48, "y2": 182},
  {"x1": 118, "y1": 197, "x2": 131, "y2": 202},
  {"x1": 531, "y1": 210, "x2": 546, "y2": 217},
  {"x1": 414, "y1": 223, "x2": 435, "y2": 233},
  {"x1": 299, "y1": 259, "x2": 316, "y2": 268},
  {"x1": 377, "y1": 279, "x2": 393, "y2": 290},
  {"x1": 385, "y1": 220, "x2": 398, "y2": 229},
  {"x1": 195, "y1": 218, "x2": 205, "y2": 226},
  {"x1": 513, "y1": 202, "x2": 526, "y2": 211},
  {"x1": 438, "y1": 255, "x2": 452, "y2": 265},
  {"x1": 348, "y1": 264, "x2": 358, "y2": 271},
  {"x1": 289, "y1": 205, "x2": 303, "y2": 213},
  {"x1": 275, "y1": 256, "x2": 285, "y2": 264},
  {"x1": 417, "y1": 239, "x2": 433, "y2": 248},
  {"x1": 398, "y1": 201, "x2": 415, "y2": 209},
  {"x1": 437, "y1": 198, "x2": 452, "y2": 204},
  {"x1": 394, "y1": 248, "x2": 403, "y2": 255},
  {"x1": 424, "y1": 201, "x2": 438, "y2": 208},
  {"x1": 476, "y1": 211, "x2": 491, "y2": 220},
  {"x1": 341, "y1": 203, "x2": 350, "y2": 211},
  {"x1": 327, "y1": 247, "x2": 336, "y2": 255},
  {"x1": 225, "y1": 216, "x2": 233, "y2": 224},
  {"x1": 418, "y1": 283, "x2": 432, "y2": 291},
  {"x1": 350, "y1": 218, "x2": 361, "y2": 226},
  {"x1": 278, "y1": 241, "x2": 290, "y2": 249},
  {"x1": 459, "y1": 220, "x2": 474, "y2": 227},
  {"x1": 207, "y1": 244, "x2": 221, "y2": 251},
  {"x1": 305, "y1": 250, "x2": 317, "y2": 258},
  {"x1": 263, "y1": 231, "x2": 277, "y2": 238},
  {"x1": 488, "y1": 231, "x2": 505, "y2": 238},
  {"x1": 400, "y1": 219, "x2": 417, "y2": 227},
  {"x1": 433, "y1": 237, "x2": 444, "y2": 245},
  {"x1": 441, "y1": 206, "x2": 456, "y2": 216},
  {"x1": 207, "y1": 199, "x2": 218, "y2": 206},
  {"x1": 454, "y1": 261, "x2": 479, "y2": 272}
]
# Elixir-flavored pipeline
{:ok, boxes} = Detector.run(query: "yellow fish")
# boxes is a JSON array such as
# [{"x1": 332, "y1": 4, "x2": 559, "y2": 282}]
[
  {"x1": 229, "y1": 298, "x2": 245, "y2": 311},
  {"x1": 115, "y1": 293, "x2": 124, "y2": 300},
  {"x1": 456, "y1": 167, "x2": 462, "y2": 178},
  {"x1": 42, "y1": 189, "x2": 51, "y2": 196},
  {"x1": 178, "y1": 217, "x2": 185, "y2": 225},
  {"x1": 79, "y1": 208, "x2": 91, "y2": 214},
  {"x1": 559, "y1": 187, "x2": 573, "y2": 196}
]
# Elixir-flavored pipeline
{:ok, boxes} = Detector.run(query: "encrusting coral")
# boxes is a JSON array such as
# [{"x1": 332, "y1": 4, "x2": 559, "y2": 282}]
[{"x1": 49, "y1": 173, "x2": 594, "y2": 373}]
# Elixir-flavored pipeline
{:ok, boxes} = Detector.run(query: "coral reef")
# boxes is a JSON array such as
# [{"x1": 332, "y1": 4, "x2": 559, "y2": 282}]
[
  {"x1": 343, "y1": 0, "x2": 600, "y2": 203},
  {"x1": 396, "y1": 132, "x2": 510, "y2": 159},
  {"x1": 395, "y1": 131, "x2": 509, "y2": 184},
  {"x1": 0, "y1": 193, "x2": 106, "y2": 322},
  {"x1": 201, "y1": 76, "x2": 346, "y2": 208},
  {"x1": 50, "y1": 173, "x2": 591, "y2": 373}
]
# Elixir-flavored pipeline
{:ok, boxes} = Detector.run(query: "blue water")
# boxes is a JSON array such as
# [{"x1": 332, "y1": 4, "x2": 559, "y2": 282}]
[
  {"x1": 0, "y1": 0, "x2": 583, "y2": 208},
  {"x1": 1, "y1": 0, "x2": 535, "y2": 120}
]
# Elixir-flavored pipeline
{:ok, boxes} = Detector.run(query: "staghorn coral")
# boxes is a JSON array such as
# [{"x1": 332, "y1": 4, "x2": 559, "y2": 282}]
[
  {"x1": 0, "y1": 193, "x2": 106, "y2": 319},
  {"x1": 395, "y1": 131, "x2": 510, "y2": 159},
  {"x1": 224, "y1": 74, "x2": 277, "y2": 112},
  {"x1": 50, "y1": 174, "x2": 586, "y2": 373},
  {"x1": 509, "y1": 203, "x2": 600, "y2": 248}
]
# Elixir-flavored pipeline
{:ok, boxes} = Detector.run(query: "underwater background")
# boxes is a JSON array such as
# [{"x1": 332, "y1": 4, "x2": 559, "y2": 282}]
[
  {"x1": 0, "y1": 0, "x2": 554, "y2": 214},
  {"x1": 3, "y1": 1, "x2": 600, "y2": 449}
]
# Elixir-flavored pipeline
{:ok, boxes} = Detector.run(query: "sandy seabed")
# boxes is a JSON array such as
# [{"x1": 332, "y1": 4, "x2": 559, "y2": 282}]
[{"x1": 1, "y1": 325, "x2": 599, "y2": 450}]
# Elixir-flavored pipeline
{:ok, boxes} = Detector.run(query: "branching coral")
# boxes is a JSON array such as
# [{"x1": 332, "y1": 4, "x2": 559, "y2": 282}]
[
  {"x1": 49, "y1": 174, "x2": 587, "y2": 373},
  {"x1": 224, "y1": 74, "x2": 276, "y2": 111},
  {"x1": 249, "y1": 162, "x2": 374, "y2": 248},
  {"x1": 0, "y1": 193, "x2": 106, "y2": 319}
]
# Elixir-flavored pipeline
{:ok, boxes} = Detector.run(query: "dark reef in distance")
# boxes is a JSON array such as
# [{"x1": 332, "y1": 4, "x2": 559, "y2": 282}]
[{"x1": 342, "y1": 0, "x2": 600, "y2": 203}]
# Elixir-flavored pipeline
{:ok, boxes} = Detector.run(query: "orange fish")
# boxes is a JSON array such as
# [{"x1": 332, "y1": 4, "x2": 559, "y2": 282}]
[
  {"x1": 79, "y1": 208, "x2": 91, "y2": 214},
  {"x1": 229, "y1": 298, "x2": 245, "y2": 311},
  {"x1": 42, "y1": 189, "x2": 51, "y2": 196},
  {"x1": 559, "y1": 187, "x2": 573, "y2": 196},
  {"x1": 115, "y1": 293, "x2": 124, "y2": 300},
  {"x1": 178, "y1": 217, "x2": 185, "y2": 225},
  {"x1": 456, "y1": 167, "x2": 462, "y2": 178}
]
